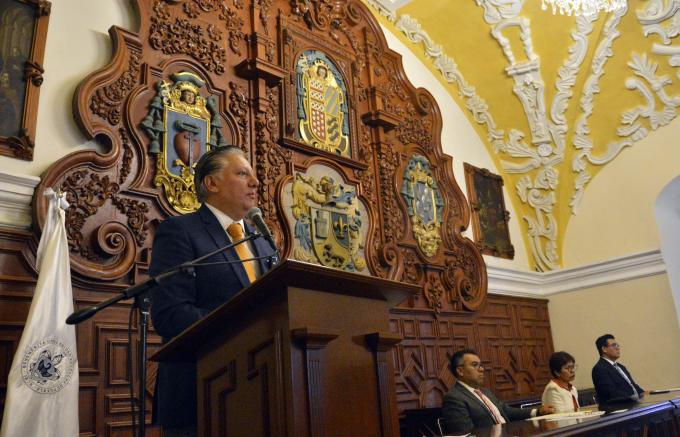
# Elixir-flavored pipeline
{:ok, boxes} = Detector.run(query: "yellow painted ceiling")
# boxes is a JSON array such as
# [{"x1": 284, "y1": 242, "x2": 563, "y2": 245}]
[{"x1": 365, "y1": 0, "x2": 680, "y2": 270}]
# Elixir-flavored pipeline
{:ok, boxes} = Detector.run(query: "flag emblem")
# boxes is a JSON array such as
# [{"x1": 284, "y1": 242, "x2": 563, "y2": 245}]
[{"x1": 21, "y1": 336, "x2": 76, "y2": 394}]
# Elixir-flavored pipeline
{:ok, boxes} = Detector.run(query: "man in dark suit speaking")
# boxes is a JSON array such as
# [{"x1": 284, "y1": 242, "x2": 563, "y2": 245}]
[
  {"x1": 592, "y1": 334, "x2": 645, "y2": 404},
  {"x1": 441, "y1": 349, "x2": 554, "y2": 434},
  {"x1": 150, "y1": 146, "x2": 277, "y2": 436}
]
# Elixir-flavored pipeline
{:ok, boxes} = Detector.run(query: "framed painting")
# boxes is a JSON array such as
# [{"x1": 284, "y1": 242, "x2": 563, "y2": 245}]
[
  {"x1": 0, "y1": 0, "x2": 50, "y2": 160},
  {"x1": 464, "y1": 163, "x2": 514, "y2": 259}
]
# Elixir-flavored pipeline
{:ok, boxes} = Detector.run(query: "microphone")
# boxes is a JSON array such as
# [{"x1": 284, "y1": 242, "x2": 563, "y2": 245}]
[{"x1": 247, "y1": 207, "x2": 278, "y2": 252}]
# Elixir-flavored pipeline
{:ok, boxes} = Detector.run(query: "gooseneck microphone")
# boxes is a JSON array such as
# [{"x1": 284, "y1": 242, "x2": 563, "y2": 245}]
[{"x1": 246, "y1": 207, "x2": 278, "y2": 252}]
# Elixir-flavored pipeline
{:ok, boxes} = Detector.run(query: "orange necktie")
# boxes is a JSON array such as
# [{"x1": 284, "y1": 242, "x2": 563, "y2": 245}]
[{"x1": 226, "y1": 223, "x2": 257, "y2": 283}]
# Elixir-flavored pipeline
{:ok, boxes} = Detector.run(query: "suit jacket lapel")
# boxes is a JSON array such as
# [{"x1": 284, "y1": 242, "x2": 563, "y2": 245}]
[
  {"x1": 455, "y1": 383, "x2": 498, "y2": 422},
  {"x1": 199, "y1": 205, "x2": 250, "y2": 289},
  {"x1": 602, "y1": 358, "x2": 627, "y2": 385}
]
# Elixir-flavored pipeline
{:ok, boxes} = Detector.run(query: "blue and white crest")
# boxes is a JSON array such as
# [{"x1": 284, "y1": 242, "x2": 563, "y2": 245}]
[
  {"x1": 21, "y1": 336, "x2": 76, "y2": 394},
  {"x1": 401, "y1": 155, "x2": 444, "y2": 257}
]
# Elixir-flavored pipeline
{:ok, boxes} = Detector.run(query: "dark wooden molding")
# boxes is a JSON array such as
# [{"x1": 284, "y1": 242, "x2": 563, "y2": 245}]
[
  {"x1": 365, "y1": 332, "x2": 402, "y2": 437},
  {"x1": 292, "y1": 327, "x2": 338, "y2": 437}
]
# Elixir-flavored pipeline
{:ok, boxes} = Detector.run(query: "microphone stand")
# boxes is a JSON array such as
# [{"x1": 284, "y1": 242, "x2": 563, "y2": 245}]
[{"x1": 65, "y1": 232, "x2": 261, "y2": 437}]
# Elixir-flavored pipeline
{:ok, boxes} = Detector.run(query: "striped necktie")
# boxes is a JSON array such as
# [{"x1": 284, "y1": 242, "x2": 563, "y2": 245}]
[
  {"x1": 474, "y1": 389, "x2": 506, "y2": 424},
  {"x1": 613, "y1": 363, "x2": 639, "y2": 399},
  {"x1": 226, "y1": 222, "x2": 257, "y2": 283}
]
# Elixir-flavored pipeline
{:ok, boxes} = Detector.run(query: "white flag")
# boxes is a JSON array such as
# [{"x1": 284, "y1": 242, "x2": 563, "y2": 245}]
[{"x1": 1, "y1": 188, "x2": 79, "y2": 437}]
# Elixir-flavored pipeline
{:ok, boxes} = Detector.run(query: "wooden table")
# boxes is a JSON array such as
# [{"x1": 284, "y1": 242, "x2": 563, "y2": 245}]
[{"x1": 468, "y1": 392, "x2": 680, "y2": 437}]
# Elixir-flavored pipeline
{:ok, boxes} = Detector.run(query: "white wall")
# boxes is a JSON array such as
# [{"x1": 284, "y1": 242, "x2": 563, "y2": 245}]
[
  {"x1": 0, "y1": 0, "x2": 136, "y2": 178},
  {"x1": 548, "y1": 274, "x2": 680, "y2": 391}
]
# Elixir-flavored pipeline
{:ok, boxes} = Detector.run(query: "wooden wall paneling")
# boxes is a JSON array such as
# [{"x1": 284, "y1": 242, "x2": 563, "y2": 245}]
[
  {"x1": 0, "y1": 0, "x2": 556, "y2": 433},
  {"x1": 79, "y1": 382, "x2": 98, "y2": 437},
  {"x1": 390, "y1": 295, "x2": 554, "y2": 412}
]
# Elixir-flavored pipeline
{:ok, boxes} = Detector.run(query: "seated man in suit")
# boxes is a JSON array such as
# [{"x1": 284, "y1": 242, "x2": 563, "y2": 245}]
[
  {"x1": 441, "y1": 349, "x2": 554, "y2": 434},
  {"x1": 150, "y1": 146, "x2": 277, "y2": 437},
  {"x1": 592, "y1": 334, "x2": 645, "y2": 404}
]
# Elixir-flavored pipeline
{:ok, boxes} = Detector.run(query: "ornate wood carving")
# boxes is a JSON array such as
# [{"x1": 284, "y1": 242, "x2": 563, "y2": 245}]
[
  {"x1": 0, "y1": 0, "x2": 551, "y2": 432},
  {"x1": 0, "y1": 0, "x2": 51, "y2": 161}
]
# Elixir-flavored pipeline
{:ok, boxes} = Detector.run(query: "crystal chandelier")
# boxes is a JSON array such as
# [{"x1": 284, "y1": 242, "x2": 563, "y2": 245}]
[{"x1": 541, "y1": 0, "x2": 626, "y2": 16}]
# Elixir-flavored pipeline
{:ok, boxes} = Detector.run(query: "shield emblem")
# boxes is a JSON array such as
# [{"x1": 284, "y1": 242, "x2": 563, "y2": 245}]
[
  {"x1": 164, "y1": 107, "x2": 209, "y2": 179},
  {"x1": 311, "y1": 206, "x2": 351, "y2": 269},
  {"x1": 143, "y1": 71, "x2": 220, "y2": 214},
  {"x1": 306, "y1": 77, "x2": 345, "y2": 148},
  {"x1": 309, "y1": 80, "x2": 327, "y2": 141},
  {"x1": 400, "y1": 155, "x2": 444, "y2": 258},
  {"x1": 297, "y1": 55, "x2": 350, "y2": 157},
  {"x1": 413, "y1": 181, "x2": 436, "y2": 225},
  {"x1": 324, "y1": 86, "x2": 343, "y2": 145}
]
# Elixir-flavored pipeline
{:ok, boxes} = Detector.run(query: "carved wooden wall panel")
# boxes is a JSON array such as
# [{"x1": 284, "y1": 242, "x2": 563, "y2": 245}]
[
  {"x1": 0, "y1": 0, "x2": 552, "y2": 433},
  {"x1": 390, "y1": 295, "x2": 554, "y2": 411}
]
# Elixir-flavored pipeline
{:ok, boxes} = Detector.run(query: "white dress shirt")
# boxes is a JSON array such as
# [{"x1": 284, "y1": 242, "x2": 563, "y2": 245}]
[
  {"x1": 602, "y1": 357, "x2": 639, "y2": 400},
  {"x1": 458, "y1": 380, "x2": 506, "y2": 424},
  {"x1": 205, "y1": 203, "x2": 262, "y2": 278},
  {"x1": 458, "y1": 381, "x2": 539, "y2": 419}
]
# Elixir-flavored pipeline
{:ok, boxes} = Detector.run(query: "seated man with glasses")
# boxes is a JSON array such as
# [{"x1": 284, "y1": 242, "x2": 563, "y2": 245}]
[
  {"x1": 592, "y1": 334, "x2": 645, "y2": 404},
  {"x1": 542, "y1": 351, "x2": 580, "y2": 413},
  {"x1": 441, "y1": 349, "x2": 554, "y2": 434}
]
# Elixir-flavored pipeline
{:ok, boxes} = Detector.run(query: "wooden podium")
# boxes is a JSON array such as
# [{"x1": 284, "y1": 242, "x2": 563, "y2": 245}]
[{"x1": 151, "y1": 260, "x2": 419, "y2": 437}]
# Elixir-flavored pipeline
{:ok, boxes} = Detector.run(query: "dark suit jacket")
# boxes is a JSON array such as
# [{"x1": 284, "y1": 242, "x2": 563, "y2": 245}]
[
  {"x1": 441, "y1": 381, "x2": 532, "y2": 434},
  {"x1": 149, "y1": 204, "x2": 276, "y2": 428},
  {"x1": 592, "y1": 357, "x2": 644, "y2": 404}
]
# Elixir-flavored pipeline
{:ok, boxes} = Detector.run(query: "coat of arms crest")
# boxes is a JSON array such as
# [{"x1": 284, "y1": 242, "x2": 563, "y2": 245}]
[
  {"x1": 401, "y1": 155, "x2": 444, "y2": 257},
  {"x1": 142, "y1": 71, "x2": 227, "y2": 213},
  {"x1": 288, "y1": 171, "x2": 366, "y2": 272},
  {"x1": 296, "y1": 51, "x2": 350, "y2": 157}
]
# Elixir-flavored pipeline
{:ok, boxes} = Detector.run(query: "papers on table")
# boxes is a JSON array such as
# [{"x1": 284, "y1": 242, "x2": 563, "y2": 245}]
[
  {"x1": 527, "y1": 410, "x2": 606, "y2": 421},
  {"x1": 650, "y1": 388, "x2": 680, "y2": 394}
]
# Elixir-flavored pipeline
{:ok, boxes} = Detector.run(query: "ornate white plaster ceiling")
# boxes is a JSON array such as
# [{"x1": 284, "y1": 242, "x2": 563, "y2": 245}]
[{"x1": 366, "y1": 0, "x2": 680, "y2": 271}]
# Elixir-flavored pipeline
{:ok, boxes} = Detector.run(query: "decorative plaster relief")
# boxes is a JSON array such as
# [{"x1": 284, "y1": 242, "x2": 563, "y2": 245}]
[
  {"x1": 479, "y1": 0, "x2": 562, "y2": 271},
  {"x1": 639, "y1": 0, "x2": 680, "y2": 70},
  {"x1": 551, "y1": 15, "x2": 597, "y2": 152},
  {"x1": 369, "y1": 0, "x2": 413, "y2": 14},
  {"x1": 389, "y1": 2, "x2": 565, "y2": 270},
  {"x1": 370, "y1": 0, "x2": 680, "y2": 270},
  {"x1": 570, "y1": 6, "x2": 627, "y2": 213},
  {"x1": 371, "y1": 0, "x2": 597, "y2": 270},
  {"x1": 570, "y1": 4, "x2": 680, "y2": 214},
  {"x1": 365, "y1": 0, "x2": 397, "y2": 21},
  {"x1": 475, "y1": 0, "x2": 525, "y2": 24}
]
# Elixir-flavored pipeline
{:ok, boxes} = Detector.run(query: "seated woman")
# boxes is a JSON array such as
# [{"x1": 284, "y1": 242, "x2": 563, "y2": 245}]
[{"x1": 542, "y1": 351, "x2": 579, "y2": 413}]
